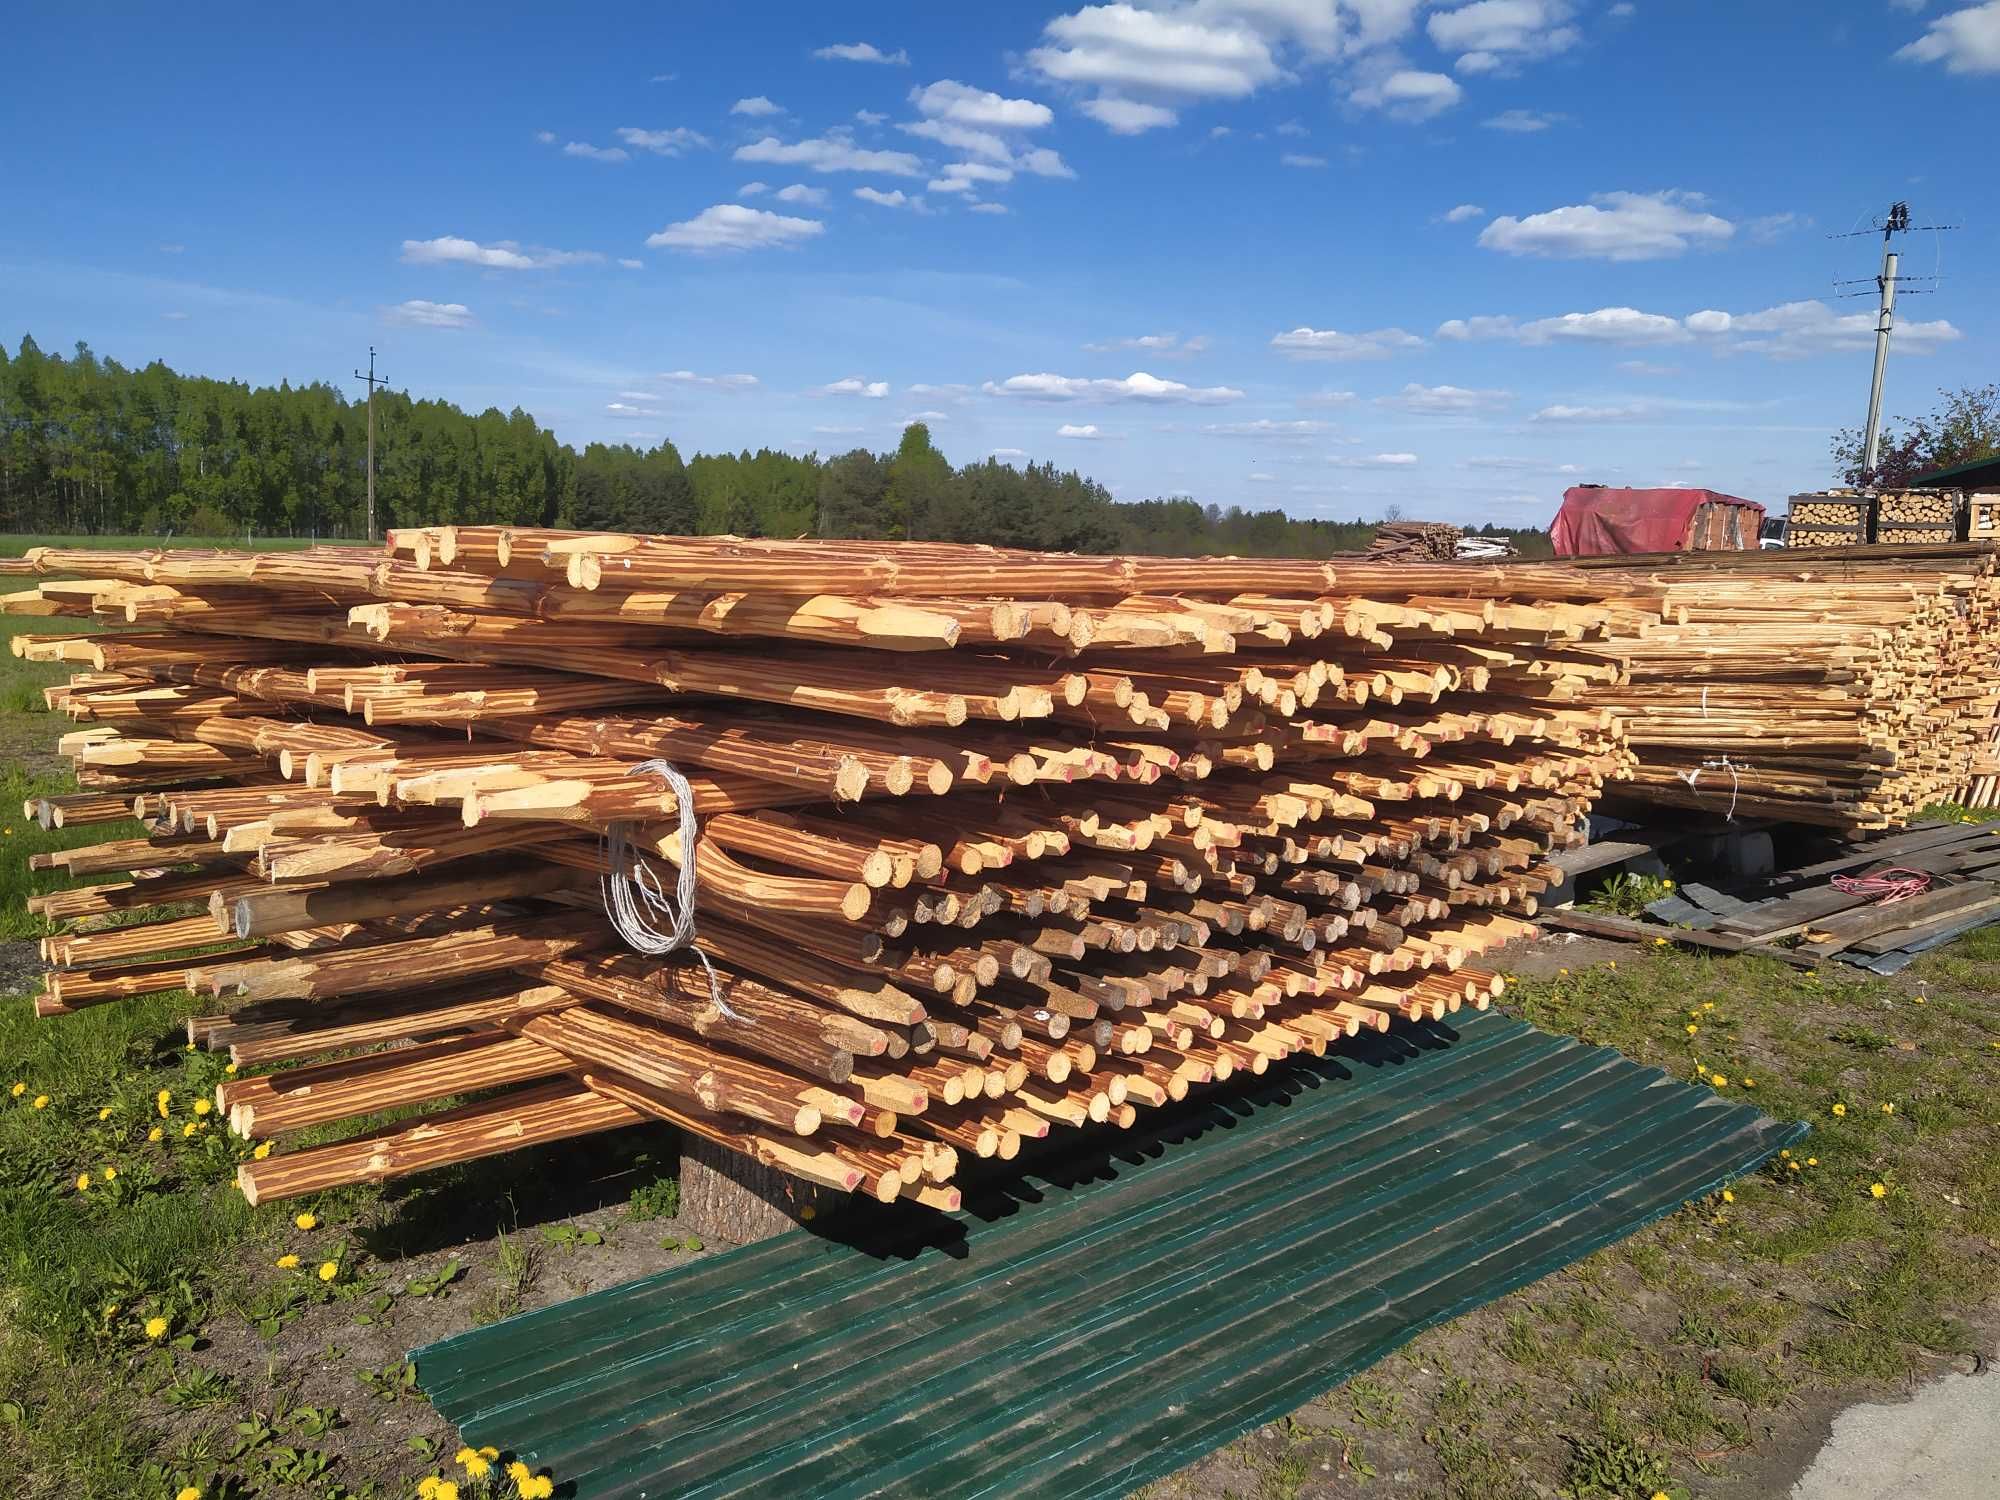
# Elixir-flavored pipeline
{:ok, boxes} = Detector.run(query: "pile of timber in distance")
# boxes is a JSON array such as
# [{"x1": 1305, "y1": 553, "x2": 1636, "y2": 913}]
[
  {"x1": 3, "y1": 530, "x2": 1640, "y2": 1213},
  {"x1": 1569, "y1": 543, "x2": 2000, "y2": 830}
]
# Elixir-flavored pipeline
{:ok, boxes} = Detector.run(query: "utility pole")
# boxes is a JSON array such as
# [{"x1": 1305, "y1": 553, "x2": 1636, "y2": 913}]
[
  {"x1": 353, "y1": 347, "x2": 386, "y2": 541},
  {"x1": 1859, "y1": 202, "x2": 1909, "y2": 479}
]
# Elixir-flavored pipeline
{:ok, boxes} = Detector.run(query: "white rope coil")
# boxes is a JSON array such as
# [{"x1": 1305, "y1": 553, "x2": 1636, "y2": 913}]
[
  {"x1": 1677, "y1": 755, "x2": 1742, "y2": 821},
  {"x1": 600, "y1": 758, "x2": 742, "y2": 1021}
]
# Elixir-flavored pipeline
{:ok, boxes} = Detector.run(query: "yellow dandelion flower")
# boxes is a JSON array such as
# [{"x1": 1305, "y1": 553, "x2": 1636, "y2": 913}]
[
  {"x1": 1608, "y1": 961, "x2": 1617, "y2": 969},
  {"x1": 1654, "y1": 937, "x2": 1667, "y2": 946},
  {"x1": 506, "y1": 1462, "x2": 531, "y2": 1484},
  {"x1": 1831, "y1": 1102, "x2": 1847, "y2": 1117},
  {"x1": 1721, "y1": 1189, "x2": 1735, "y2": 1203},
  {"x1": 103, "y1": 1165, "x2": 116, "y2": 1180},
  {"x1": 1807, "y1": 1156, "x2": 1819, "y2": 1166},
  {"x1": 1711, "y1": 1075, "x2": 1728, "y2": 1089},
  {"x1": 1780, "y1": 1149, "x2": 1791, "y2": 1158},
  {"x1": 182, "y1": 1122, "x2": 198, "y2": 1138},
  {"x1": 1686, "y1": 1024, "x2": 1699, "y2": 1035},
  {"x1": 294, "y1": 1211, "x2": 317, "y2": 1230},
  {"x1": 1787, "y1": 1160, "x2": 1801, "y2": 1172},
  {"x1": 1652, "y1": 1492, "x2": 1672, "y2": 1500},
  {"x1": 177, "y1": 1487, "x2": 202, "y2": 1500},
  {"x1": 527, "y1": 1476, "x2": 554, "y2": 1500},
  {"x1": 418, "y1": 1480, "x2": 443, "y2": 1500},
  {"x1": 192, "y1": 1098, "x2": 212, "y2": 1117},
  {"x1": 253, "y1": 1142, "x2": 272, "y2": 1160},
  {"x1": 1881, "y1": 1102, "x2": 1895, "y2": 1114},
  {"x1": 276, "y1": 1253, "x2": 300, "y2": 1269},
  {"x1": 1871, "y1": 1182, "x2": 1888, "y2": 1199},
  {"x1": 461, "y1": 1453, "x2": 492, "y2": 1479},
  {"x1": 76, "y1": 1173, "x2": 91, "y2": 1192},
  {"x1": 1742, "y1": 1077, "x2": 1755, "y2": 1088},
  {"x1": 8, "y1": 1083, "x2": 23, "y2": 1098},
  {"x1": 225, "y1": 1062, "x2": 238, "y2": 1074},
  {"x1": 32, "y1": 1095, "x2": 49, "y2": 1109},
  {"x1": 144, "y1": 1315, "x2": 168, "y2": 1339},
  {"x1": 98, "y1": 1106, "x2": 113, "y2": 1121},
  {"x1": 317, "y1": 1261, "x2": 338, "y2": 1283},
  {"x1": 148, "y1": 1126, "x2": 164, "y2": 1143},
  {"x1": 104, "y1": 1302, "x2": 118, "y2": 1317},
  {"x1": 436, "y1": 1483, "x2": 460, "y2": 1500}
]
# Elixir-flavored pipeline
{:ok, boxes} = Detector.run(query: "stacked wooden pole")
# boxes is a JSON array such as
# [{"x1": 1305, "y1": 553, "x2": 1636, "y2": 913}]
[
  {"x1": 6, "y1": 531, "x2": 1637, "y2": 1213},
  {"x1": 1571, "y1": 544, "x2": 2000, "y2": 828}
]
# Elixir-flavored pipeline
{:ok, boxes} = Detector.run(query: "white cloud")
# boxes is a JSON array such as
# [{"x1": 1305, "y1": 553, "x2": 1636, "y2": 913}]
[
  {"x1": 384, "y1": 299, "x2": 473, "y2": 329},
  {"x1": 1745, "y1": 211, "x2": 1802, "y2": 243},
  {"x1": 774, "y1": 183, "x2": 830, "y2": 205},
  {"x1": 902, "y1": 117, "x2": 1014, "y2": 160},
  {"x1": 1058, "y1": 422, "x2": 1106, "y2": 439},
  {"x1": 1440, "y1": 300, "x2": 1962, "y2": 359},
  {"x1": 645, "y1": 204, "x2": 824, "y2": 253},
  {"x1": 561, "y1": 141, "x2": 628, "y2": 162},
  {"x1": 816, "y1": 41, "x2": 911, "y2": 64},
  {"x1": 616, "y1": 390, "x2": 660, "y2": 401},
  {"x1": 983, "y1": 370, "x2": 1245, "y2": 404},
  {"x1": 911, "y1": 79, "x2": 1053, "y2": 128},
  {"x1": 1031, "y1": 5, "x2": 1283, "y2": 101},
  {"x1": 1016, "y1": 147, "x2": 1075, "y2": 179},
  {"x1": 1440, "y1": 203, "x2": 1485, "y2": 223},
  {"x1": 534, "y1": 131, "x2": 556, "y2": 144},
  {"x1": 817, "y1": 377, "x2": 891, "y2": 398},
  {"x1": 814, "y1": 425, "x2": 865, "y2": 436},
  {"x1": 400, "y1": 235, "x2": 600, "y2": 270},
  {"x1": 616, "y1": 126, "x2": 710, "y2": 156},
  {"x1": 1203, "y1": 418, "x2": 1328, "y2": 440},
  {"x1": 618, "y1": 257, "x2": 644, "y2": 269},
  {"x1": 605, "y1": 401, "x2": 660, "y2": 417},
  {"x1": 1270, "y1": 326, "x2": 1426, "y2": 360},
  {"x1": 659, "y1": 370, "x2": 760, "y2": 390},
  {"x1": 1328, "y1": 452, "x2": 1421, "y2": 467},
  {"x1": 1480, "y1": 190, "x2": 1733, "y2": 260},
  {"x1": 968, "y1": 202, "x2": 1010, "y2": 215},
  {"x1": 1608, "y1": 2, "x2": 1636, "y2": 15},
  {"x1": 1703, "y1": 300, "x2": 1963, "y2": 358},
  {"x1": 1533, "y1": 403, "x2": 1651, "y2": 423},
  {"x1": 1380, "y1": 382, "x2": 1511, "y2": 414},
  {"x1": 1483, "y1": 108, "x2": 1563, "y2": 131},
  {"x1": 1282, "y1": 152, "x2": 1330, "y2": 167},
  {"x1": 854, "y1": 186, "x2": 910, "y2": 207},
  {"x1": 1349, "y1": 70, "x2": 1463, "y2": 121},
  {"x1": 905, "y1": 409, "x2": 950, "y2": 422},
  {"x1": 735, "y1": 136, "x2": 924, "y2": 175},
  {"x1": 1079, "y1": 96, "x2": 1179, "y2": 133},
  {"x1": 1210, "y1": 124, "x2": 1232, "y2": 137},
  {"x1": 1298, "y1": 389, "x2": 1358, "y2": 407},
  {"x1": 1428, "y1": 2, "x2": 1580, "y2": 74},
  {"x1": 1275, "y1": 119, "x2": 1309, "y2": 137},
  {"x1": 731, "y1": 96, "x2": 784, "y2": 117},
  {"x1": 1619, "y1": 360, "x2": 1679, "y2": 376},
  {"x1": 856, "y1": 109, "x2": 888, "y2": 125},
  {"x1": 909, "y1": 383, "x2": 974, "y2": 400},
  {"x1": 990, "y1": 447, "x2": 1029, "y2": 461},
  {"x1": 1897, "y1": 3, "x2": 2000, "y2": 73},
  {"x1": 1247, "y1": 472, "x2": 1276, "y2": 482},
  {"x1": 1083, "y1": 333, "x2": 1210, "y2": 356}
]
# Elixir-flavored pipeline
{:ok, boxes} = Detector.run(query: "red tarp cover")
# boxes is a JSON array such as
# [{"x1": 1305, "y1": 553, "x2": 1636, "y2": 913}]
[{"x1": 1551, "y1": 486, "x2": 1765, "y2": 557}]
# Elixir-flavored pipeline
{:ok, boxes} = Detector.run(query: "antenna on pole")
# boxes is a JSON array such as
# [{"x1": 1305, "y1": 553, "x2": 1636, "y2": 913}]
[
  {"x1": 1829, "y1": 203, "x2": 1957, "y2": 482},
  {"x1": 352, "y1": 347, "x2": 387, "y2": 541}
]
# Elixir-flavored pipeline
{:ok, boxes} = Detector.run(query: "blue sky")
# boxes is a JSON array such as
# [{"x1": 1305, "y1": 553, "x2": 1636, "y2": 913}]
[{"x1": 4, "y1": 1, "x2": 1994, "y2": 527}]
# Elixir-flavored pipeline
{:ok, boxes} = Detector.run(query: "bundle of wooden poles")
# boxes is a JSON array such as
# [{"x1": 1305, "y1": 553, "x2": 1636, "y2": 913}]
[
  {"x1": 1366, "y1": 521, "x2": 1465, "y2": 563},
  {"x1": 1569, "y1": 543, "x2": 2000, "y2": 828},
  {"x1": 4, "y1": 531, "x2": 1641, "y2": 1214}
]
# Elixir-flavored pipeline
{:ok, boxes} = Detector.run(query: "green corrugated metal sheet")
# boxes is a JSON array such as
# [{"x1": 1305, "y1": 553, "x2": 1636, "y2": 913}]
[{"x1": 415, "y1": 1013, "x2": 1805, "y2": 1499}]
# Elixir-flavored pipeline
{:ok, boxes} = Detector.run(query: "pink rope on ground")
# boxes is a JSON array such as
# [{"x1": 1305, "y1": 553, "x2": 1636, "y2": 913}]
[{"x1": 1830, "y1": 867, "x2": 1934, "y2": 905}]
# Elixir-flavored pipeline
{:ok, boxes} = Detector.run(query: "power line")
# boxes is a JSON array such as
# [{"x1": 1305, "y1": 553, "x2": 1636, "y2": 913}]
[
  {"x1": 1833, "y1": 202, "x2": 1958, "y2": 478},
  {"x1": 352, "y1": 347, "x2": 387, "y2": 541}
]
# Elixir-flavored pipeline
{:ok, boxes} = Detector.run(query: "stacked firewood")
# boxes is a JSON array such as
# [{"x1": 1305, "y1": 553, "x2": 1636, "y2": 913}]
[
  {"x1": 1575, "y1": 545, "x2": 2000, "y2": 828},
  {"x1": 1366, "y1": 521, "x2": 1464, "y2": 563},
  {"x1": 4, "y1": 531, "x2": 1638, "y2": 1212}
]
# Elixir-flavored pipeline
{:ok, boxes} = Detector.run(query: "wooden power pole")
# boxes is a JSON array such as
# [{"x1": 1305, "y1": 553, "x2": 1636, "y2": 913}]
[{"x1": 353, "y1": 347, "x2": 386, "y2": 541}]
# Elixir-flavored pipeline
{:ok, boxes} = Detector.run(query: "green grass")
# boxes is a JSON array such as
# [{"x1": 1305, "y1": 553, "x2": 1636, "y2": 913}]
[{"x1": 0, "y1": 533, "x2": 336, "y2": 559}]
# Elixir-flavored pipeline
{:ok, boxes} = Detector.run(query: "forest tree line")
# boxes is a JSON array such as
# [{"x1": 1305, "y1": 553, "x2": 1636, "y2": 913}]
[{"x1": 0, "y1": 335, "x2": 1549, "y2": 557}]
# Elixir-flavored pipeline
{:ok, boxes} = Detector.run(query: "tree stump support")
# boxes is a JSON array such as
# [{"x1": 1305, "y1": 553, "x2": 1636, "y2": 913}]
[{"x1": 678, "y1": 1130, "x2": 836, "y2": 1245}]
